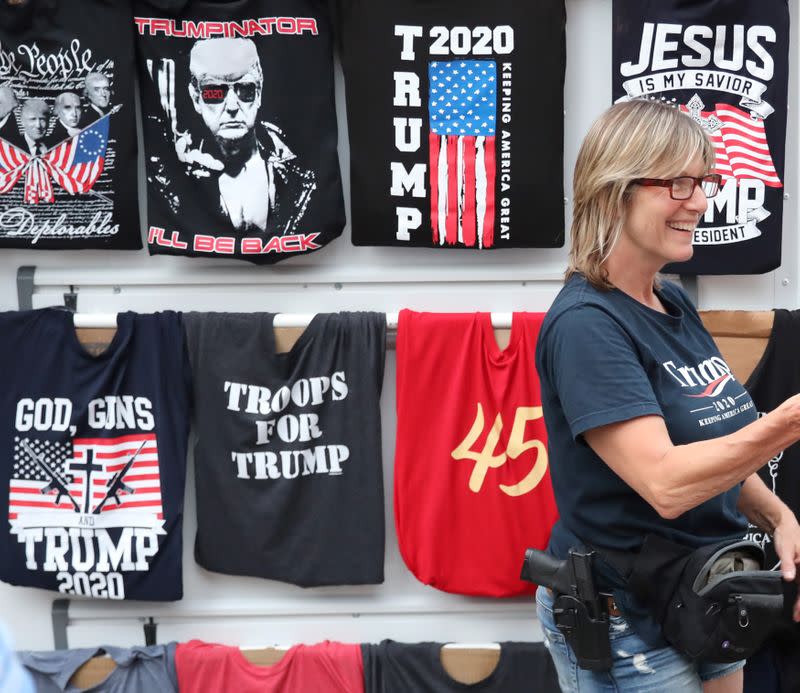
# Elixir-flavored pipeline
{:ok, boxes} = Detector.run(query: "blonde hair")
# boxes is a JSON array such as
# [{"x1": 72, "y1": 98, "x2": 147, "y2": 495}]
[{"x1": 567, "y1": 99, "x2": 716, "y2": 289}]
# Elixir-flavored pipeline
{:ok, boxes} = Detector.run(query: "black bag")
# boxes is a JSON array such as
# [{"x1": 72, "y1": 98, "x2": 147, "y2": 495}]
[{"x1": 609, "y1": 535, "x2": 792, "y2": 663}]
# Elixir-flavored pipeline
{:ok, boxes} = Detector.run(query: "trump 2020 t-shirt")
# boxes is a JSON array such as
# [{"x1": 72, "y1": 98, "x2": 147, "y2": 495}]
[
  {"x1": 335, "y1": 0, "x2": 565, "y2": 248},
  {"x1": 0, "y1": 309, "x2": 191, "y2": 600}
]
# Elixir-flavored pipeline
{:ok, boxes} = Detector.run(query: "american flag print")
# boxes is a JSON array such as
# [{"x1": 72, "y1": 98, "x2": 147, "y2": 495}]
[
  {"x1": 9, "y1": 433, "x2": 163, "y2": 524},
  {"x1": 0, "y1": 139, "x2": 30, "y2": 194},
  {"x1": 428, "y1": 61, "x2": 497, "y2": 248},
  {"x1": 682, "y1": 97, "x2": 782, "y2": 188},
  {"x1": 0, "y1": 115, "x2": 109, "y2": 205}
]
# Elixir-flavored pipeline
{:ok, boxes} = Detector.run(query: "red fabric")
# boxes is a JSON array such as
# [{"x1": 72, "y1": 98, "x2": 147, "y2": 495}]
[
  {"x1": 445, "y1": 137, "x2": 458, "y2": 244},
  {"x1": 462, "y1": 136, "x2": 477, "y2": 248},
  {"x1": 395, "y1": 311, "x2": 558, "y2": 597},
  {"x1": 482, "y1": 137, "x2": 496, "y2": 247},
  {"x1": 175, "y1": 640, "x2": 364, "y2": 693}
]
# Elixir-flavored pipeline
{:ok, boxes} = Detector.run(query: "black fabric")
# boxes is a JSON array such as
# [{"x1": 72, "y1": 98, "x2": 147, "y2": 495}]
[
  {"x1": 0, "y1": 310, "x2": 191, "y2": 601},
  {"x1": 134, "y1": 0, "x2": 345, "y2": 263},
  {"x1": 0, "y1": 0, "x2": 142, "y2": 249},
  {"x1": 612, "y1": 0, "x2": 790, "y2": 275},
  {"x1": 183, "y1": 312, "x2": 386, "y2": 586},
  {"x1": 745, "y1": 310, "x2": 800, "y2": 568},
  {"x1": 743, "y1": 309, "x2": 800, "y2": 692},
  {"x1": 336, "y1": 0, "x2": 565, "y2": 249},
  {"x1": 744, "y1": 645, "x2": 780, "y2": 693},
  {"x1": 361, "y1": 641, "x2": 560, "y2": 693},
  {"x1": 603, "y1": 535, "x2": 788, "y2": 663}
]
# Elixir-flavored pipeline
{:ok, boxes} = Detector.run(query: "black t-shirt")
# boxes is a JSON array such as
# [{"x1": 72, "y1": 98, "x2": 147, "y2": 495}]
[
  {"x1": 183, "y1": 312, "x2": 386, "y2": 586},
  {"x1": 538, "y1": 276, "x2": 753, "y2": 560},
  {"x1": 0, "y1": 309, "x2": 191, "y2": 601},
  {"x1": 134, "y1": 0, "x2": 345, "y2": 263},
  {"x1": 361, "y1": 641, "x2": 560, "y2": 693},
  {"x1": 744, "y1": 310, "x2": 800, "y2": 568},
  {"x1": 742, "y1": 309, "x2": 800, "y2": 693},
  {"x1": 0, "y1": 0, "x2": 141, "y2": 249},
  {"x1": 336, "y1": 0, "x2": 565, "y2": 248},
  {"x1": 613, "y1": 0, "x2": 790, "y2": 275}
]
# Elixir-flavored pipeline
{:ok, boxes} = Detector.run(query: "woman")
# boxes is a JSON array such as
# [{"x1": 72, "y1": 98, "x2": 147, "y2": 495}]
[{"x1": 535, "y1": 99, "x2": 800, "y2": 693}]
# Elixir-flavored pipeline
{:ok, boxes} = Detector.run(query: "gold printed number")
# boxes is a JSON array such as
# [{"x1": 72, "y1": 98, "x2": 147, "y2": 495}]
[
  {"x1": 501, "y1": 407, "x2": 548, "y2": 497},
  {"x1": 451, "y1": 404, "x2": 548, "y2": 497},
  {"x1": 451, "y1": 403, "x2": 506, "y2": 492}
]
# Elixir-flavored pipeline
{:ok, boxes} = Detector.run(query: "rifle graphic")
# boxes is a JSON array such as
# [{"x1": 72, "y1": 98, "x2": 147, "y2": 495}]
[
  {"x1": 21, "y1": 440, "x2": 80, "y2": 512},
  {"x1": 92, "y1": 440, "x2": 146, "y2": 515}
]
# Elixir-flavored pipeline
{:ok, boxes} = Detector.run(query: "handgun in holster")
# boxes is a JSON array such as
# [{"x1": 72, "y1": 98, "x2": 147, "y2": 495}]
[{"x1": 521, "y1": 547, "x2": 613, "y2": 671}]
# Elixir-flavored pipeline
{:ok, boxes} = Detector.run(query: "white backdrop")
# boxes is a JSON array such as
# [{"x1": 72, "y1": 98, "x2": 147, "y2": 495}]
[{"x1": 0, "y1": 0, "x2": 797, "y2": 651}]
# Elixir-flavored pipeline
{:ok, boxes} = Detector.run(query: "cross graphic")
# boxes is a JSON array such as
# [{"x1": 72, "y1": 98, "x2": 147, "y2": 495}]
[
  {"x1": 685, "y1": 94, "x2": 722, "y2": 134},
  {"x1": 68, "y1": 449, "x2": 103, "y2": 514}
]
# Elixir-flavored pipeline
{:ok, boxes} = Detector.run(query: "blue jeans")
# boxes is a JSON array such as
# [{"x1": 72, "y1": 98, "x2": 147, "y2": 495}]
[{"x1": 536, "y1": 585, "x2": 745, "y2": 692}]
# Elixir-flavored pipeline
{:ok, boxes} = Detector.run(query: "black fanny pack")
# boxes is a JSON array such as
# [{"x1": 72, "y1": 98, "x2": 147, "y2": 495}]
[{"x1": 605, "y1": 535, "x2": 793, "y2": 662}]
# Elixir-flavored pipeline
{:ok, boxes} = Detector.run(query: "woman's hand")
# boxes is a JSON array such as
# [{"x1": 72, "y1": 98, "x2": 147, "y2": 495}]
[{"x1": 772, "y1": 513, "x2": 800, "y2": 621}]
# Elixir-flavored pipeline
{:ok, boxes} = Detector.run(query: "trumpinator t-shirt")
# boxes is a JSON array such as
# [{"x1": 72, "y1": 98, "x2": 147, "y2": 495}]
[
  {"x1": 536, "y1": 275, "x2": 755, "y2": 568},
  {"x1": 0, "y1": 310, "x2": 191, "y2": 601},
  {"x1": 134, "y1": 0, "x2": 345, "y2": 263},
  {"x1": 183, "y1": 312, "x2": 386, "y2": 586},
  {"x1": 335, "y1": 0, "x2": 565, "y2": 248},
  {"x1": 0, "y1": 0, "x2": 141, "y2": 249}
]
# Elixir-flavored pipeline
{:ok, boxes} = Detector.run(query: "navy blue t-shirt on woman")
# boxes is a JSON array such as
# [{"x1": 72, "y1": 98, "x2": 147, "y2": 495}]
[
  {"x1": 536, "y1": 274, "x2": 754, "y2": 570},
  {"x1": 0, "y1": 309, "x2": 191, "y2": 601}
]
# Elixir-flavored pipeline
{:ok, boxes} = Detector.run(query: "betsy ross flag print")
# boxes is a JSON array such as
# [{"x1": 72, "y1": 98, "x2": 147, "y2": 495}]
[
  {"x1": 43, "y1": 115, "x2": 109, "y2": 197},
  {"x1": 428, "y1": 60, "x2": 497, "y2": 248},
  {"x1": 0, "y1": 114, "x2": 109, "y2": 204},
  {"x1": 9, "y1": 433, "x2": 163, "y2": 522},
  {"x1": 682, "y1": 95, "x2": 782, "y2": 188}
]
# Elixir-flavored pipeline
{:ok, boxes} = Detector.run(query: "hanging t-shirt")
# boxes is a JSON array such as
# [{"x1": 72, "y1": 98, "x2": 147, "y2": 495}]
[
  {"x1": 183, "y1": 312, "x2": 385, "y2": 586},
  {"x1": 336, "y1": 0, "x2": 565, "y2": 249},
  {"x1": 362, "y1": 641, "x2": 559, "y2": 693},
  {"x1": 134, "y1": 0, "x2": 345, "y2": 263},
  {"x1": 743, "y1": 310, "x2": 800, "y2": 568},
  {"x1": 613, "y1": 0, "x2": 790, "y2": 275},
  {"x1": 175, "y1": 640, "x2": 364, "y2": 693},
  {"x1": 18, "y1": 644, "x2": 177, "y2": 693},
  {"x1": 0, "y1": 0, "x2": 141, "y2": 249},
  {"x1": 741, "y1": 309, "x2": 800, "y2": 693},
  {"x1": 0, "y1": 309, "x2": 191, "y2": 601},
  {"x1": 395, "y1": 311, "x2": 558, "y2": 597}
]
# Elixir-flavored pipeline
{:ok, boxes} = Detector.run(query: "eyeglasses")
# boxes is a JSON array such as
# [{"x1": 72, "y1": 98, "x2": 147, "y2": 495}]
[
  {"x1": 634, "y1": 174, "x2": 723, "y2": 200},
  {"x1": 199, "y1": 81, "x2": 258, "y2": 105}
]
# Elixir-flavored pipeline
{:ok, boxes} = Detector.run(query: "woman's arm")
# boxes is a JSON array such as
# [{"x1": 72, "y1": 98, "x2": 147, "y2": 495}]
[
  {"x1": 737, "y1": 473, "x2": 793, "y2": 538},
  {"x1": 582, "y1": 394, "x2": 800, "y2": 519},
  {"x1": 738, "y1": 473, "x2": 800, "y2": 621}
]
